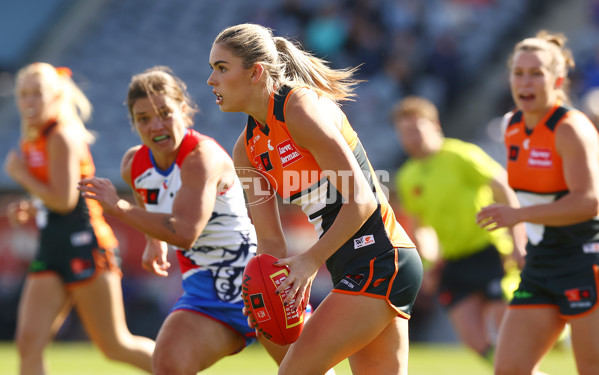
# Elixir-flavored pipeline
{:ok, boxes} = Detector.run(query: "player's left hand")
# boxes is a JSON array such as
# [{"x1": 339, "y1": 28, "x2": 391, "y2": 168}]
[
  {"x1": 477, "y1": 203, "x2": 521, "y2": 231},
  {"x1": 273, "y1": 253, "x2": 318, "y2": 312}
]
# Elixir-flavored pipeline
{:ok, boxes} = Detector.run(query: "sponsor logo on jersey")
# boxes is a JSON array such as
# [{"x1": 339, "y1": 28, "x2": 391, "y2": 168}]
[
  {"x1": 527, "y1": 147, "x2": 553, "y2": 168},
  {"x1": 70, "y1": 230, "x2": 93, "y2": 247},
  {"x1": 354, "y1": 234, "x2": 375, "y2": 249},
  {"x1": 27, "y1": 149, "x2": 46, "y2": 167},
  {"x1": 277, "y1": 140, "x2": 303, "y2": 168},
  {"x1": 506, "y1": 127, "x2": 520, "y2": 137},
  {"x1": 135, "y1": 170, "x2": 152, "y2": 184},
  {"x1": 583, "y1": 242, "x2": 599, "y2": 253}
]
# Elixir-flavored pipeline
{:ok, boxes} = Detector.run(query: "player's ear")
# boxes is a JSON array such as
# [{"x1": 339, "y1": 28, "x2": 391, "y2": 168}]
[
  {"x1": 554, "y1": 76, "x2": 565, "y2": 89},
  {"x1": 250, "y1": 63, "x2": 264, "y2": 84}
]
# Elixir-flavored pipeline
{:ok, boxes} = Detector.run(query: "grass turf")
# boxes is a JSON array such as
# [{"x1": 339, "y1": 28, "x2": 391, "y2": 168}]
[{"x1": 0, "y1": 341, "x2": 576, "y2": 374}]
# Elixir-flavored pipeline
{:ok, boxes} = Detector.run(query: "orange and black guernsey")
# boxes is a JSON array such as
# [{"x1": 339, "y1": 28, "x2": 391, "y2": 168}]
[
  {"x1": 21, "y1": 121, "x2": 118, "y2": 255},
  {"x1": 244, "y1": 86, "x2": 415, "y2": 286},
  {"x1": 504, "y1": 103, "x2": 599, "y2": 262}
]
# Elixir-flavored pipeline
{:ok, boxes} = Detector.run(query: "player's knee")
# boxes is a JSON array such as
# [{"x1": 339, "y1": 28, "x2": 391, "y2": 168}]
[
  {"x1": 16, "y1": 327, "x2": 44, "y2": 356},
  {"x1": 98, "y1": 340, "x2": 128, "y2": 362},
  {"x1": 152, "y1": 349, "x2": 200, "y2": 375}
]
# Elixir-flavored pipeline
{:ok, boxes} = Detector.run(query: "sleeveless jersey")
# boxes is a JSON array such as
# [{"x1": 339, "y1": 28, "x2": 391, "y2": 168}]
[
  {"x1": 243, "y1": 86, "x2": 414, "y2": 249},
  {"x1": 503, "y1": 103, "x2": 599, "y2": 254},
  {"x1": 20, "y1": 120, "x2": 118, "y2": 250},
  {"x1": 130, "y1": 129, "x2": 257, "y2": 303}
]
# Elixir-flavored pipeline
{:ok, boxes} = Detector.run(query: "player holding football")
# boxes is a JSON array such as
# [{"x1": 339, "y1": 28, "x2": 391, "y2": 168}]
[
  {"x1": 78, "y1": 66, "x2": 289, "y2": 374},
  {"x1": 207, "y1": 23, "x2": 423, "y2": 375}
]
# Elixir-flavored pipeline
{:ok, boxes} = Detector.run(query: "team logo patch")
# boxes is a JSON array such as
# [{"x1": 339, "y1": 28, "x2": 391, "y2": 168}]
[
  {"x1": 354, "y1": 235, "x2": 375, "y2": 249},
  {"x1": 277, "y1": 140, "x2": 303, "y2": 168},
  {"x1": 509, "y1": 145, "x2": 519, "y2": 161},
  {"x1": 260, "y1": 152, "x2": 274, "y2": 171},
  {"x1": 139, "y1": 188, "x2": 160, "y2": 204},
  {"x1": 565, "y1": 287, "x2": 594, "y2": 309},
  {"x1": 70, "y1": 257, "x2": 92, "y2": 275},
  {"x1": 527, "y1": 147, "x2": 553, "y2": 168},
  {"x1": 340, "y1": 273, "x2": 365, "y2": 289},
  {"x1": 250, "y1": 293, "x2": 272, "y2": 323}
]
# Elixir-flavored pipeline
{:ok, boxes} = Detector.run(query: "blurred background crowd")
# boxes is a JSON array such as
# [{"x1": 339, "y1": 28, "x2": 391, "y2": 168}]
[{"x1": 1, "y1": 0, "x2": 599, "y2": 345}]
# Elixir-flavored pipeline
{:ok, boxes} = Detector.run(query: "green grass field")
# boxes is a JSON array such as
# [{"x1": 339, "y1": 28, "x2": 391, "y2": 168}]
[{"x1": 0, "y1": 341, "x2": 576, "y2": 374}]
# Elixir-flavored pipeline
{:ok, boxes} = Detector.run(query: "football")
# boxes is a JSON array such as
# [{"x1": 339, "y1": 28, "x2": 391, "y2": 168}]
[{"x1": 241, "y1": 254, "x2": 305, "y2": 345}]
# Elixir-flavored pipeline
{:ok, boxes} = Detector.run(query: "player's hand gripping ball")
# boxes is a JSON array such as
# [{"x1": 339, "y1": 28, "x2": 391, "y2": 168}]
[{"x1": 242, "y1": 254, "x2": 305, "y2": 345}]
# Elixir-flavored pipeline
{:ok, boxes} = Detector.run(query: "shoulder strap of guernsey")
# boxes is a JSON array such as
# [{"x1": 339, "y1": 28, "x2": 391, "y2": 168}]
[
  {"x1": 545, "y1": 105, "x2": 572, "y2": 131},
  {"x1": 246, "y1": 116, "x2": 265, "y2": 143},
  {"x1": 507, "y1": 110, "x2": 522, "y2": 127},
  {"x1": 273, "y1": 85, "x2": 293, "y2": 123},
  {"x1": 130, "y1": 145, "x2": 150, "y2": 187}
]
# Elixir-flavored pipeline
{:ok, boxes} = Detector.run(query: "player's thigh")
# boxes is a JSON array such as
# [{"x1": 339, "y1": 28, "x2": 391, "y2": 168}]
[
  {"x1": 495, "y1": 308, "x2": 565, "y2": 372},
  {"x1": 569, "y1": 307, "x2": 599, "y2": 374},
  {"x1": 281, "y1": 292, "x2": 398, "y2": 373},
  {"x1": 155, "y1": 309, "x2": 246, "y2": 368},
  {"x1": 16, "y1": 274, "x2": 70, "y2": 345},
  {"x1": 258, "y1": 335, "x2": 289, "y2": 365},
  {"x1": 348, "y1": 316, "x2": 409, "y2": 375},
  {"x1": 70, "y1": 271, "x2": 130, "y2": 345}
]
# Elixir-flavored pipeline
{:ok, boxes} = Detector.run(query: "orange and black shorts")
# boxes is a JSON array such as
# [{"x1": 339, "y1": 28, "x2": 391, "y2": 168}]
[
  {"x1": 511, "y1": 255, "x2": 599, "y2": 317},
  {"x1": 30, "y1": 224, "x2": 121, "y2": 286}
]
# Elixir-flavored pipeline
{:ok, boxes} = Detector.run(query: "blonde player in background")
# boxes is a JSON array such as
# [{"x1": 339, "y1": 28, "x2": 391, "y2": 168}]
[{"x1": 4, "y1": 62, "x2": 154, "y2": 374}]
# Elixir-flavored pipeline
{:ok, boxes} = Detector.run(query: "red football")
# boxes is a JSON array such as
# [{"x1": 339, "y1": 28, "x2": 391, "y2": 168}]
[{"x1": 242, "y1": 254, "x2": 305, "y2": 345}]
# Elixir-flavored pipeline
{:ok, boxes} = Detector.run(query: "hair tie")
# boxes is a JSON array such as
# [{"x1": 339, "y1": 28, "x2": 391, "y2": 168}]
[{"x1": 55, "y1": 66, "x2": 72, "y2": 77}]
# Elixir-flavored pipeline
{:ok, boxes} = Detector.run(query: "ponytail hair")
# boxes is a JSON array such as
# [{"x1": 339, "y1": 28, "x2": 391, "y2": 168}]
[
  {"x1": 214, "y1": 23, "x2": 362, "y2": 103},
  {"x1": 15, "y1": 62, "x2": 95, "y2": 143}
]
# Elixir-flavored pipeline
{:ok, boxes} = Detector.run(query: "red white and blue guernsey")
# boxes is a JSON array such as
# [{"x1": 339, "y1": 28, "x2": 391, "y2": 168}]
[{"x1": 130, "y1": 129, "x2": 258, "y2": 343}]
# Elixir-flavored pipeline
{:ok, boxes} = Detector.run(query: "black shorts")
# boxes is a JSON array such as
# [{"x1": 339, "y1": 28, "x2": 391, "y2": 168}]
[
  {"x1": 438, "y1": 244, "x2": 505, "y2": 309},
  {"x1": 31, "y1": 223, "x2": 121, "y2": 287},
  {"x1": 332, "y1": 246, "x2": 423, "y2": 318},
  {"x1": 511, "y1": 257, "x2": 599, "y2": 317}
]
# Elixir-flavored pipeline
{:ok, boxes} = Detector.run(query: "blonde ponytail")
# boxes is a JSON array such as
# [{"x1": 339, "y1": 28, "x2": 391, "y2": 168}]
[{"x1": 214, "y1": 23, "x2": 362, "y2": 103}]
